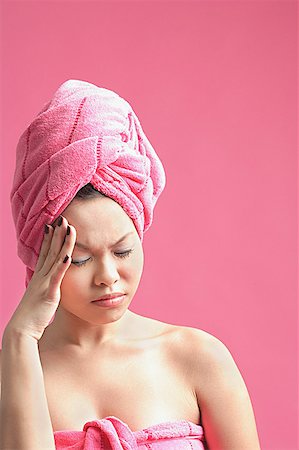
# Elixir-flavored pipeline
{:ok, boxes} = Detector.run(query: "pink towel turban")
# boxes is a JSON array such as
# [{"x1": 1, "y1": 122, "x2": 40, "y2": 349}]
[{"x1": 10, "y1": 79, "x2": 166, "y2": 288}]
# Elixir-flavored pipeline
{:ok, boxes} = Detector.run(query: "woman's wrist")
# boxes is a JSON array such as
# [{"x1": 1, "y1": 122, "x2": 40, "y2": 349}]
[{"x1": 2, "y1": 325, "x2": 39, "y2": 348}]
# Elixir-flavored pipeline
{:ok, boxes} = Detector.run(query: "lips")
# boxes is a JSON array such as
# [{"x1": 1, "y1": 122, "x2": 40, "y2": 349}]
[{"x1": 92, "y1": 293, "x2": 125, "y2": 302}]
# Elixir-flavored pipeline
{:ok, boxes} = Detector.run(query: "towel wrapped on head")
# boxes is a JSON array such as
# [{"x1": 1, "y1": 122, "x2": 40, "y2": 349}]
[{"x1": 10, "y1": 79, "x2": 166, "y2": 288}]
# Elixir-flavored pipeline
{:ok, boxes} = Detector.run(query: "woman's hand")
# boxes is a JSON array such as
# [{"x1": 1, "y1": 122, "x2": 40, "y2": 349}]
[{"x1": 4, "y1": 215, "x2": 76, "y2": 342}]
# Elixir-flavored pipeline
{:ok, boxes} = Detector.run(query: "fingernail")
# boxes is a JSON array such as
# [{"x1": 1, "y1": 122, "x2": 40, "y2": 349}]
[
  {"x1": 63, "y1": 254, "x2": 69, "y2": 263},
  {"x1": 58, "y1": 216, "x2": 63, "y2": 226},
  {"x1": 44, "y1": 224, "x2": 49, "y2": 234},
  {"x1": 66, "y1": 225, "x2": 70, "y2": 235}
]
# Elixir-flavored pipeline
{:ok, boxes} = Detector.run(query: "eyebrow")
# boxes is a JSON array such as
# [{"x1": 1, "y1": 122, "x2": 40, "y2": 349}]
[{"x1": 75, "y1": 231, "x2": 135, "y2": 250}]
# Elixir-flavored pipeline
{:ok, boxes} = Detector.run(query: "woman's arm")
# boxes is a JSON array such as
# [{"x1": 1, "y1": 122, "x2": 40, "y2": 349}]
[
  {"x1": 0, "y1": 328, "x2": 55, "y2": 450},
  {"x1": 189, "y1": 329, "x2": 261, "y2": 450}
]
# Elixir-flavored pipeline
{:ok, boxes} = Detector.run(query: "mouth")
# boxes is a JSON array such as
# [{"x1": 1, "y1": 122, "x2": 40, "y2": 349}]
[
  {"x1": 92, "y1": 293, "x2": 126, "y2": 302},
  {"x1": 91, "y1": 294, "x2": 126, "y2": 308}
]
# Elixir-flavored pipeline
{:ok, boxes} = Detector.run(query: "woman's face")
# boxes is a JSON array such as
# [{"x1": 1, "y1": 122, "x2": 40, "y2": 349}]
[{"x1": 53, "y1": 196, "x2": 144, "y2": 324}]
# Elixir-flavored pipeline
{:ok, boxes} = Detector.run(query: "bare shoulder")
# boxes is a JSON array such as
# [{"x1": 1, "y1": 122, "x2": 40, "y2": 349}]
[
  {"x1": 176, "y1": 324, "x2": 225, "y2": 347},
  {"x1": 161, "y1": 323, "x2": 225, "y2": 363},
  {"x1": 150, "y1": 321, "x2": 226, "y2": 379},
  {"x1": 171, "y1": 324, "x2": 251, "y2": 399},
  {"x1": 176, "y1": 325, "x2": 236, "y2": 371},
  {"x1": 174, "y1": 326, "x2": 261, "y2": 450}
]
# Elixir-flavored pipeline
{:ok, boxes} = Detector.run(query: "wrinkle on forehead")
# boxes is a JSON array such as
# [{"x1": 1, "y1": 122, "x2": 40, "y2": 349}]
[
  {"x1": 75, "y1": 231, "x2": 135, "y2": 250},
  {"x1": 52, "y1": 196, "x2": 137, "y2": 249}
]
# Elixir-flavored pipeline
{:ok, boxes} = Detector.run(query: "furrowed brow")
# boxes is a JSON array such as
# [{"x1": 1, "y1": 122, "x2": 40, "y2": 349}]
[{"x1": 75, "y1": 231, "x2": 135, "y2": 250}]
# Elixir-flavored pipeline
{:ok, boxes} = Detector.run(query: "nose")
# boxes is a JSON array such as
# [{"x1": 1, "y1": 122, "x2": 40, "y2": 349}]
[{"x1": 93, "y1": 256, "x2": 120, "y2": 287}]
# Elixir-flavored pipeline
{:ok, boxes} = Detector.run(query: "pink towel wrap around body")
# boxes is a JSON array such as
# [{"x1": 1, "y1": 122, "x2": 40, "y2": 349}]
[{"x1": 54, "y1": 416, "x2": 207, "y2": 449}]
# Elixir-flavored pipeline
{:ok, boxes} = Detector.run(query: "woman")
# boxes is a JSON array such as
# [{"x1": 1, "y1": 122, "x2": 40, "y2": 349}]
[{"x1": 0, "y1": 79, "x2": 261, "y2": 449}]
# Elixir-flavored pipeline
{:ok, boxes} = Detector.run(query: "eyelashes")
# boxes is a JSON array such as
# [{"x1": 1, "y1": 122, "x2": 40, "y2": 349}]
[{"x1": 71, "y1": 250, "x2": 133, "y2": 267}]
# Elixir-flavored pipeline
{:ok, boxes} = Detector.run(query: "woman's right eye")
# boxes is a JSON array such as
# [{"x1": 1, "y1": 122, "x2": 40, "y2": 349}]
[{"x1": 71, "y1": 258, "x2": 90, "y2": 267}]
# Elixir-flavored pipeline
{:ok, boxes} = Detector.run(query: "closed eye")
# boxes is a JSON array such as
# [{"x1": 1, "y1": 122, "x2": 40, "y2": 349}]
[{"x1": 71, "y1": 250, "x2": 133, "y2": 267}]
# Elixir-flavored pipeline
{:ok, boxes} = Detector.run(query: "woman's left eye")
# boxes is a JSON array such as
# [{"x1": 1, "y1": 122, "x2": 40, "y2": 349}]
[
  {"x1": 115, "y1": 249, "x2": 133, "y2": 259},
  {"x1": 71, "y1": 250, "x2": 133, "y2": 267}
]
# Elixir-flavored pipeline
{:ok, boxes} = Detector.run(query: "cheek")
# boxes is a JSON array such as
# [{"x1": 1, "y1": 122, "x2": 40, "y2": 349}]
[
  {"x1": 60, "y1": 266, "x2": 88, "y2": 292},
  {"x1": 128, "y1": 250, "x2": 144, "y2": 279}
]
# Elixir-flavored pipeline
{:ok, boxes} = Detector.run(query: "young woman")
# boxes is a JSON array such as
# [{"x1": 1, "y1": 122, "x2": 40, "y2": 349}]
[{"x1": 0, "y1": 79, "x2": 261, "y2": 450}]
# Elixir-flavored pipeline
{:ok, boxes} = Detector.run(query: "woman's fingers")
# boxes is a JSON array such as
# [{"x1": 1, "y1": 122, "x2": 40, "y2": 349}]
[
  {"x1": 8, "y1": 215, "x2": 77, "y2": 341},
  {"x1": 38, "y1": 216, "x2": 76, "y2": 277},
  {"x1": 40, "y1": 216, "x2": 67, "y2": 275},
  {"x1": 34, "y1": 224, "x2": 54, "y2": 274},
  {"x1": 47, "y1": 224, "x2": 76, "y2": 294}
]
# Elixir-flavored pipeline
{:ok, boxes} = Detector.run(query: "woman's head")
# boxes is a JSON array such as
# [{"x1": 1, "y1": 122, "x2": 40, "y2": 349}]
[
  {"x1": 10, "y1": 80, "x2": 166, "y2": 289},
  {"x1": 52, "y1": 183, "x2": 144, "y2": 325}
]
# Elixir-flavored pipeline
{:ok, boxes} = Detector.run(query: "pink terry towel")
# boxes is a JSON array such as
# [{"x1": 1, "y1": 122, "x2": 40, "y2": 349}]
[
  {"x1": 10, "y1": 79, "x2": 166, "y2": 288},
  {"x1": 54, "y1": 416, "x2": 207, "y2": 449}
]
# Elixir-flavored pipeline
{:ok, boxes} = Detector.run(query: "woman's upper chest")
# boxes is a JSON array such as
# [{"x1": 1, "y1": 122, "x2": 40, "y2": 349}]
[{"x1": 39, "y1": 325, "x2": 201, "y2": 432}]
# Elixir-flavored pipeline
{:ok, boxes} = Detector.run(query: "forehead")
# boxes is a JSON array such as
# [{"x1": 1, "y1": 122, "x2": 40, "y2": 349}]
[
  {"x1": 53, "y1": 197, "x2": 136, "y2": 247},
  {"x1": 75, "y1": 231, "x2": 135, "y2": 250},
  {"x1": 57, "y1": 197, "x2": 131, "y2": 225}
]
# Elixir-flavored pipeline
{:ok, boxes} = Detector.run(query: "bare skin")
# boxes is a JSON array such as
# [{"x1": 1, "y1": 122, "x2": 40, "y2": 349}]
[
  {"x1": 1, "y1": 196, "x2": 260, "y2": 448},
  {"x1": 38, "y1": 313, "x2": 201, "y2": 433},
  {"x1": 35, "y1": 196, "x2": 201, "y2": 433}
]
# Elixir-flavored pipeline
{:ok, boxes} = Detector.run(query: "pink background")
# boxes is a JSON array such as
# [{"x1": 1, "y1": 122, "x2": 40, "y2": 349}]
[{"x1": 1, "y1": 1, "x2": 297, "y2": 449}]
